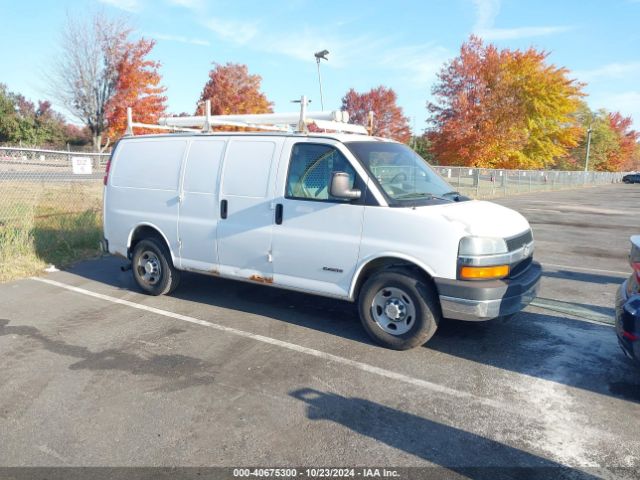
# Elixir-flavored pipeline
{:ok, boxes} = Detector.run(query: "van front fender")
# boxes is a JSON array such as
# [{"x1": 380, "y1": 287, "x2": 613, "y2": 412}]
[{"x1": 349, "y1": 252, "x2": 436, "y2": 300}]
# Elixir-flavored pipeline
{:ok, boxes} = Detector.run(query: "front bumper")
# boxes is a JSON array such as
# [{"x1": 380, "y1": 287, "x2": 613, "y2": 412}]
[
  {"x1": 615, "y1": 281, "x2": 640, "y2": 363},
  {"x1": 435, "y1": 261, "x2": 541, "y2": 321}
]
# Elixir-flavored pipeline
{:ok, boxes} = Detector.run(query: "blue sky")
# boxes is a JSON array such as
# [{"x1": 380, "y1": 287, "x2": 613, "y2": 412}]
[{"x1": 2, "y1": 0, "x2": 639, "y2": 132}]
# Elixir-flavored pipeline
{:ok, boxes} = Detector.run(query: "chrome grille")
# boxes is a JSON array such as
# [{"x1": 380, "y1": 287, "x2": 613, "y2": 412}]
[{"x1": 506, "y1": 230, "x2": 533, "y2": 252}]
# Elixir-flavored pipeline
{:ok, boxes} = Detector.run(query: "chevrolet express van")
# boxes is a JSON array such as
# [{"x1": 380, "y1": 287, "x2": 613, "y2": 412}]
[{"x1": 103, "y1": 132, "x2": 541, "y2": 350}]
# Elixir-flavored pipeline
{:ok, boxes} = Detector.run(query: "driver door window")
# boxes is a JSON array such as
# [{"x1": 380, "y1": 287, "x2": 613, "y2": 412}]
[{"x1": 286, "y1": 143, "x2": 355, "y2": 201}]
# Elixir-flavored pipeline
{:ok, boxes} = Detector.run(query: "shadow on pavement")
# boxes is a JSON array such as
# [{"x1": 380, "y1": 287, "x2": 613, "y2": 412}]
[
  {"x1": 70, "y1": 256, "x2": 371, "y2": 345},
  {"x1": 68, "y1": 257, "x2": 640, "y2": 403},
  {"x1": 0, "y1": 318, "x2": 215, "y2": 392},
  {"x1": 290, "y1": 387, "x2": 597, "y2": 479},
  {"x1": 427, "y1": 313, "x2": 640, "y2": 403},
  {"x1": 542, "y1": 269, "x2": 627, "y2": 285}
]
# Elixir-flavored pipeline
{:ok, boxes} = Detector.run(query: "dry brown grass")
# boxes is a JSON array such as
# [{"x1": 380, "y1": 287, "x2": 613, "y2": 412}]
[{"x1": 0, "y1": 181, "x2": 103, "y2": 282}]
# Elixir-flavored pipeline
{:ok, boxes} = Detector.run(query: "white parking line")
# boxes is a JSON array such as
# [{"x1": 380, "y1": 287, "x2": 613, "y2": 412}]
[
  {"x1": 541, "y1": 263, "x2": 629, "y2": 277},
  {"x1": 31, "y1": 276, "x2": 501, "y2": 408}
]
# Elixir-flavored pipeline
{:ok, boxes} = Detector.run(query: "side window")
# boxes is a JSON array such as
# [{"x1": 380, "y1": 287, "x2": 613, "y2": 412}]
[{"x1": 286, "y1": 143, "x2": 356, "y2": 201}]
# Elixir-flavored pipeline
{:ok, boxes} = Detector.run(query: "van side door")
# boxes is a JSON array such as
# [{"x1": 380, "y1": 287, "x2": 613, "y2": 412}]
[
  {"x1": 177, "y1": 138, "x2": 227, "y2": 272},
  {"x1": 107, "y1": 138, "x2": 187, "y2": 260},
  {"x1": 270, "y1": 139, "x2": 367, "y2": 298},
  {"x1": 216, "y1": 137, "x2": 284, "y2": 281}
]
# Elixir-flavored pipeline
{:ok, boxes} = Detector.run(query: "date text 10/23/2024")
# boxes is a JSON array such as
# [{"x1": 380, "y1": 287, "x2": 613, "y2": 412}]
[{"x1": 232, "y1": 469, "x2": 400, "y2": 478}]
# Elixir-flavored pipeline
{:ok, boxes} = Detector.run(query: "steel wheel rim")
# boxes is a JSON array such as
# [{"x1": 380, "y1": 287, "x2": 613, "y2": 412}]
[
  {"x1": 371, "y1": 286, "x2": 416, "y2": 335},
  {"x1": 136, "y1": 250, "x2": 162, "y2": 286}
]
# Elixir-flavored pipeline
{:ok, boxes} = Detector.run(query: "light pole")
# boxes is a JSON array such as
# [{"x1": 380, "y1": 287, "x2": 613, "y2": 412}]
[
  {"x1": 314, "y1": 49, "x2": 329, "y2": 111},
  {"x1": 584, "y1": 124, "x2": 592, "y2": 172}
]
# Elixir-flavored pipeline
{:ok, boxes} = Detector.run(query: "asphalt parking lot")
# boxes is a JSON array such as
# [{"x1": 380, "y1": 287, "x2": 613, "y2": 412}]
[{"x1": 1, "y1": 184, "x2": 639, "y2": 478}]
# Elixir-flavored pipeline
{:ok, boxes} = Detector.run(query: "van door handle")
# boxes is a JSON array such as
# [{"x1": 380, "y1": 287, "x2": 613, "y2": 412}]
[
  {"x1": 220, "y1": 199, "x2": 228, "y2": 219},
  {"x1": 275, "y1": 203, "x2": 283, "y2": 225}
]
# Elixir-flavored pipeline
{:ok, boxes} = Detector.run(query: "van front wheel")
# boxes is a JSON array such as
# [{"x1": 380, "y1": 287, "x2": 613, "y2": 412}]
[
  {"x1": 358, "y1": 270, "x2": 440, "y2": 350},
  {"x1": 132, "y1": 238, "x2": 181, "y2": 296}
]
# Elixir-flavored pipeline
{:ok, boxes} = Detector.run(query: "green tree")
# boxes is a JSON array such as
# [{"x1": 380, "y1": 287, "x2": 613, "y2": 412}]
[
  {"x1": 0, "y1": 84, "x2": 23, "y2": 143},
  {"x1": 567, "y1": 103, "x2": 631, "y2": 172},
  {"x1": 411, "y1": 136, "x2": 434, "y2": 163},
  {"x1": 0, "y1": 84, "x2": 88, "y2": 148}
]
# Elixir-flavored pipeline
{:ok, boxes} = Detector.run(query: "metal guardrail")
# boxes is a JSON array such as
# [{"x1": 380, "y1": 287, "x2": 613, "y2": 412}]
[{"x1": 0, "y1": 146, "x2": 628, "y2": 223}]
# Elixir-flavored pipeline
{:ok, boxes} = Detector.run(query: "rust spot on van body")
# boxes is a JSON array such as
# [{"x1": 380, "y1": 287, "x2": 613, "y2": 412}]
[
  {"x1": 249, "y1": 274, "x2": 273, "y2": 284},
  {"x1": 209, "y1": 269, "x2": 220, "y2": 276}
]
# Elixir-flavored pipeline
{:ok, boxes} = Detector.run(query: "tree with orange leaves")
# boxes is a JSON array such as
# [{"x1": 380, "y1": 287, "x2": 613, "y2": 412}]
[
  {"x1": 341, "y1": 86, "x2": 411, "y2": 143},
  {"x1": 606, "y1": 112, "x2": 639, "y2": 172},
  {"x1": 197, "y1": 63, "x2": 273, "y2": 116},
  {"x1": 105, "y1": 38, "x2": 166, "y2": 140},
  {"x1": 428, "y1": 36, "x2": 584, "y2": 169}
]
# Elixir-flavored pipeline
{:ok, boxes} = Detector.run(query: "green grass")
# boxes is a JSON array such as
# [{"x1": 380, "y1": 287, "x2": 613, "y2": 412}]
[
  {"x1": 0, "y1": 210, "x2": 103, "y2": 283},
  {"x1": 0, "y1": 182, "x2": 103, "y2": 283}
]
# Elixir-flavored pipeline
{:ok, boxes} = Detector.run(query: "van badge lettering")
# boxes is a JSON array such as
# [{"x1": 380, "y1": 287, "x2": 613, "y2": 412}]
[{"x1": 323, "y1": 267, "x2": 343, "y2": 273}]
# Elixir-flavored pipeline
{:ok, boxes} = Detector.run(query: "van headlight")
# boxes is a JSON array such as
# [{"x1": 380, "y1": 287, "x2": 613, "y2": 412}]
[
  {"x1": 458, "y1": 236, "x2": 508, "y2": 256},
  {"x1": 458, "y1": 236, "x2": 509, "y2": 280}
]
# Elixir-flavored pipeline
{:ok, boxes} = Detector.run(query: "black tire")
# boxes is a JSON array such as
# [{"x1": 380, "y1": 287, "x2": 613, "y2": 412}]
[
  {"x1": 358, "y1": 269, "x2": 440, "y2": 350},
  {"x1": 131, "y1": 237, "x2": 181, "y2": 296}
]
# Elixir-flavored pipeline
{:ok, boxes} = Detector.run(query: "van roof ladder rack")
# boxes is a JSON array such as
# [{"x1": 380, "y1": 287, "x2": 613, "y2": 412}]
[{"x1": 124, "y1": 96, "x2": 370, "y2": 136}]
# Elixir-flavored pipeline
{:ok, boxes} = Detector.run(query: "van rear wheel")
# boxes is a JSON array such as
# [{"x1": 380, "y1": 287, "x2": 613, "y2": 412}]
[
  {"x1": 132, "y1": 238, "x2": 181, "y2": 296},
  {"x1": 358, "y1": 269, "x2": 440, "y2": 350}
]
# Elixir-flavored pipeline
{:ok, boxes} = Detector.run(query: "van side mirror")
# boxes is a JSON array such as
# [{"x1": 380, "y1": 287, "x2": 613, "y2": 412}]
[{"x1": 330, "y1": 172, "x2": 361, "y2": 200}]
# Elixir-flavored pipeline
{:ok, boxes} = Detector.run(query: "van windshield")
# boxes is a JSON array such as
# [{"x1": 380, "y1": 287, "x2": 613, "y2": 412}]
[{"x1": 346, "y1": 142, "x2": 455, "y2": 205}]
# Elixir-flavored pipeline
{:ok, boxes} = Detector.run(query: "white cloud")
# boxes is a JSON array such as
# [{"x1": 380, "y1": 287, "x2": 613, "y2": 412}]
[
  {"x1": 472, "y1": 0, "x2": 500, "y2": 32},
  {"x1": 167, "y1": 0, "x2": 202, "y2": 8},
  {"x1": 476, "y1": 25, "x2": 573, "y2": 40},
  {"x1": 201, "y1": 16, "x2": 449, "y2": 92},
  {"x1": 575, "y1": 61, "x2": 640, "y2": 82},
  {"x1": 98, "y1": 0, "x2": 141, "y2": 12},
  {"x1": 259, "y1": 30, "x2": 385, "y2": 68},
  {"x1": 149, "y1": 32, "x2": 210, "y2": 47},
  {"x1": 379, "y1": 44, "x2": 450, "y2": 87},
  {"x1": 203, "y1": 17, "x2": 259, "y2": 45},
  {"x1": 202, "y1": 18, "x2": 387, "y2": 68},
  {"x1": 471, "y1": 0, "x2": 572, "y2": 40}
]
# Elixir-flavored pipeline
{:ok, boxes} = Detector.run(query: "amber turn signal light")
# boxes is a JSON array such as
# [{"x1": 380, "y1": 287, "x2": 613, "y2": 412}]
[{"x1": 460, "y1": 265, "x2": 509, "y2": 280}]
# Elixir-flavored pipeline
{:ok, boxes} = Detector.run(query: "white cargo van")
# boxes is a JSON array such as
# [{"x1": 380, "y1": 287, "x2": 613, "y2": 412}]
[{"x1": 103, "y1": 109, "x2": 540, "y2": 350}]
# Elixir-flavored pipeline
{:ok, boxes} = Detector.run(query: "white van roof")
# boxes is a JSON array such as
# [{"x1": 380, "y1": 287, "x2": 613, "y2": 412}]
[{"x1": 116, "y1": 132, "x2": 398, "y2": 144}]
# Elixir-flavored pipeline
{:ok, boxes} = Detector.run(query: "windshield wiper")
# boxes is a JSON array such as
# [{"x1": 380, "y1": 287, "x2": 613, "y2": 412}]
[
  {"x1": 394, "y1": 192, "x2": 433, "y2": 200},
  {"x1": 442, "y1": 190, "x2": 460, "y2": 197},
  {"x1": 394, "y1": 192, "x2": 453, "y2": 202}
]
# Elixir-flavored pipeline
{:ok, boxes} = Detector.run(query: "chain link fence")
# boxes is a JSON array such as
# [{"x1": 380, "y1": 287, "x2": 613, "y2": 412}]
[
  {"x1": 0, "y1": 147, "x2": 108, "y2": 225},
  {"x1": 0, "y1": 147, "x2": 630, "y2": 224},
  {"x1": 435, "y1": 166, "x2": 625, "y2": 199}
]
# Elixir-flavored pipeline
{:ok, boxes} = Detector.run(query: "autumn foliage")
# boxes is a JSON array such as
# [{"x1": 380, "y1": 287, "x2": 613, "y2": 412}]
[
  {"x1": 428, "y1": 36, "x2": 584, "y2": 169},
  {"x1": 197, "y1": 63, "x2": 273, "y2": 116},
  {"x1": 341, "y1": 87, "x2": 411, "y2": 143},
  {"x1": 105, "y1": 38, "x2": 167, "y2": 139},
  {"x1": 605, "y1": 112, "x2": 640, "y2": 171}
]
